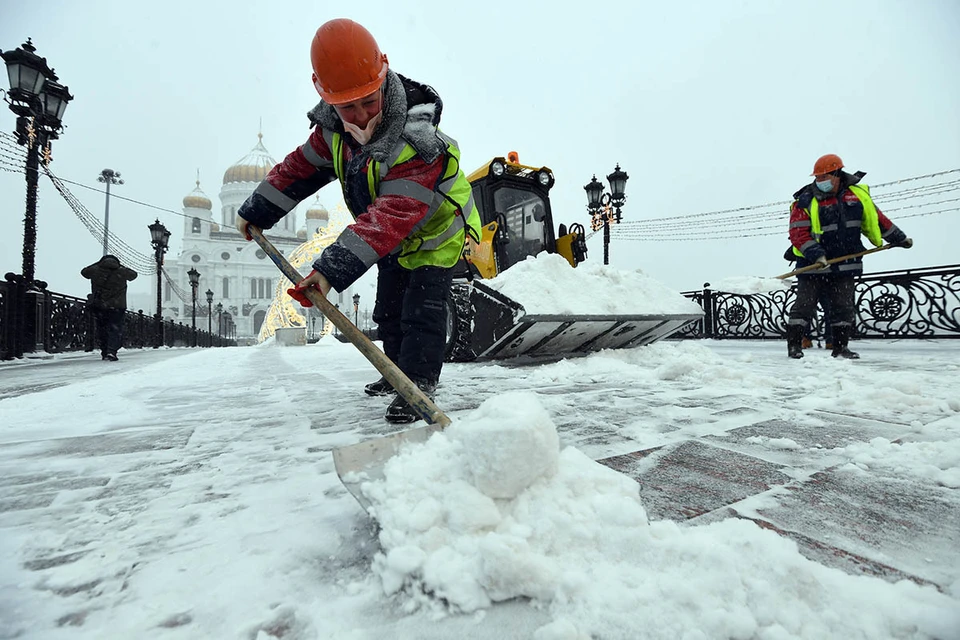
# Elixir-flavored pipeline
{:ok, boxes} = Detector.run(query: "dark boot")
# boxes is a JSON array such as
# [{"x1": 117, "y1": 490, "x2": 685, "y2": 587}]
[
  {"x1": 831, "y1": 326, "x2": 860, "y2": 359},
  {"x1": 385, "y1": 379, "x2": 437, "y2": 424},
  {"x1": 364, "y1": 377, "x2": 395, "y2": 396},
  {"x1": 786, "y1": 325, "x2": 804, "y2": 359}
]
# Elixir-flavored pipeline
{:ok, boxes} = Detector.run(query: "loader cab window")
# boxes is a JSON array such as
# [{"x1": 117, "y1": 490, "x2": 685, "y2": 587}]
[{"x1": 493, "y1": 187, "x2": 548, "y2": 267}]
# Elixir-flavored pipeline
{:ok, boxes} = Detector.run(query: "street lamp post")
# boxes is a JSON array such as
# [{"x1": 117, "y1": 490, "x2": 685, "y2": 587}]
[
  {"x1": 215, "y1": 302, "x2": 223, "y2": 338},
  {"x1": 205, "y1": 289, "x2": 213, "y2": 345},
  {"x1": 97, "y1": 168, "x2": 123, "y2": 256},
  {"x1": 584, "y1": 164, "x2": 629, "y2": 266},
  {"x1": 353, "y1": 293, "x2": 360, "y2": 326},
  {"x1": 148, "y1": 219, "x2": 170, "y2": 348},
  {"x1": 187, "y1": 268, "x2": 200, "y2": 347},
  {"x1": 2, "y1": 38, "x2": 73, "y2": 286}
]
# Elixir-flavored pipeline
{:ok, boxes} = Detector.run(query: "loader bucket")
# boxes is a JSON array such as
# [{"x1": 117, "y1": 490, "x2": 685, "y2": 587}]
[{"x1": 446, "y1": 281, "x2": 703, "y2": 362}]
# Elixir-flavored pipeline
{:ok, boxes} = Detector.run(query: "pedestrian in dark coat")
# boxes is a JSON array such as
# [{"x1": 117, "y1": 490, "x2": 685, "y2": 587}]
[{"x1": 81, "y1": 254, "x2": 137, "y2": 361}]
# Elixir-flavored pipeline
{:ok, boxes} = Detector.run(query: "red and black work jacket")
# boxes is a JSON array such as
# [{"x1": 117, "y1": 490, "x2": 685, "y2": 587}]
[{"x1": 788, "y1": 171, "x2": 906, "y2": 276}]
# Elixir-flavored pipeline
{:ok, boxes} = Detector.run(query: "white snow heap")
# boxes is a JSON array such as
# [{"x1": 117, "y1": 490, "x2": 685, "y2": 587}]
[
  {"x1": 362, "y1": 391, "x2": 649, "y2": 612},
  {"x1": 710, "y1": 275, "x2": 793, "y2": 295},
  {"x1": 483, "y1": 253, "x2": 703, "y2": 315},
  {"x1": 455, "y1": 391, "x2": 560, "y2": 498}
]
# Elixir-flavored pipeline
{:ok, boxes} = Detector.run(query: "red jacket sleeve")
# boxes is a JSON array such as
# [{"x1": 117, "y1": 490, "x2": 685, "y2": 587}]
[
  {"x1": 876, "y1": 205, "x2": 908, "y2": 244},
  {"x1": 236, "y1": 129, "x2": 338, "y2": 230}
]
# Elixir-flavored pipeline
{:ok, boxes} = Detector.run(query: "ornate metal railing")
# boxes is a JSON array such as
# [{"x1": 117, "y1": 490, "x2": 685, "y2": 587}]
[
  {"x1": 1, "y1": 273, "x2": 236, "y2": 360},
  {"x1": 678, "y1": 264, "x2": 960, "y2": 340}
]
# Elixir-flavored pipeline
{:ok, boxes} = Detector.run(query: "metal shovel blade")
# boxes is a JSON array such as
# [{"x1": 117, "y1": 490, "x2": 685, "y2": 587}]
[{"x1": 332, "y1": 423, "x2": 444, "y2": 511}]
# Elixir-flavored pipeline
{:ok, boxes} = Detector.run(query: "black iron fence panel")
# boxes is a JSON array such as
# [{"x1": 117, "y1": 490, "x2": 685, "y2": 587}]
[
  {"x1": 674, "y1": 290, "x2": 705, "y2": 339},
  {"x1": 0, "y1": 279, "x2": 8, "y2": 359},
  {"x1": 856, "y1": 266, "x2": 960, "y2": 338},
  {"x1": 121, "y1": 311, "x2": 151, "y2": 349},
  {"x1": 45, "y1": 292, "x2": 90, "y2": 353},
  {"x1": 710, "y1": 288, "x2": 798, "y2": 339},
  {"x1": 680, "y1": 264, "x2": 960, "y2": 340},
  {"x1": 1, "y1": 276, "x2": 236, "y2": 360}
]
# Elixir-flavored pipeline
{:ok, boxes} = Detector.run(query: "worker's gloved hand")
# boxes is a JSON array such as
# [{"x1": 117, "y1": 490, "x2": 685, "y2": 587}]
[
  {"x1": 898, "y1": 238, "x2": 914, "y2": 249},
  {"x1": 813, "y1": 256, "x2": 830, "y2": 270},
  {"x1": 235, "y1": 214, "x2": 253, "y2": 241},
  {"x1": 286, "y1": 269, "x2": 330, "y2": 308}
]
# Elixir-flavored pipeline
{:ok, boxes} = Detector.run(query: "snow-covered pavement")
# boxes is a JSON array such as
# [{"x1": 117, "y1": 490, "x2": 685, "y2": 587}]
[{"x1": 1, "y1": 339, "x2": 958, "y2": 639}]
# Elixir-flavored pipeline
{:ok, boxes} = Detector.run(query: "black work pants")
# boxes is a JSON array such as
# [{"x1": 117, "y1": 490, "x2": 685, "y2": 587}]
[
  {"x1": 94, "y1": 307, "x2": 125, "y2": 356},
  {"x1": 372, "y1": 254, "x2": 452, "y2": 385},
  {"x1": 788, "y1": 274, "x2": 855, "y2": 331}
]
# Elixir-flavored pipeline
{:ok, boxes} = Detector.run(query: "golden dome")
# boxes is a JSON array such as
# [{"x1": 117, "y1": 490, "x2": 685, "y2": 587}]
[
  {"x1": 305, "y1": 197, "x2": 329, "y2": 221},
  {"x1": 223, "y1": 133, "x2": 276, "y2": 185},
  {"x1": 211, "y1": 222, "x2": 221, "y2": 232},
  {"x1": 183, "y1": 180, "x2": 212, "y2": 210},
  {"x1": 297, "y1": 229, "x2": 307, "y2": 239}
]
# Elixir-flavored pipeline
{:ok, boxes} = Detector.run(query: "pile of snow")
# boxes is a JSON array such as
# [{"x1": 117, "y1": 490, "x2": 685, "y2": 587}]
[
  {"x1": 362, "y1": 392, "x2": 958, "y2": 638},
  {"x1": 710, "y1": 275, "x2": 793, "y2": 295},
  {"x1": 483, "y1": 253, "x2": 703, "y2": 315}
]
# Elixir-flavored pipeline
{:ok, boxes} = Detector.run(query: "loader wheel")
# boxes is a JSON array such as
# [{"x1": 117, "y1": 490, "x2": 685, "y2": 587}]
[{"x1": 444, "y1": 283, "x2": 476, "y2": 362}]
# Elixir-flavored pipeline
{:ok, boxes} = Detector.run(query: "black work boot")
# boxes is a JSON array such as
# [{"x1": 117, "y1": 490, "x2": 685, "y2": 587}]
[
  {"x1": 385, "y1": 379, "x2": 437, "y2": 424},
  {"x1": 786, "y1": 325, "x2": 805, "y2": 359},
  {"x1": 831, "y1": 326, "x2": 860, "y2": 359},
  {"x1": 364, "y1": 377, "x2": 395, "y2": 396}
]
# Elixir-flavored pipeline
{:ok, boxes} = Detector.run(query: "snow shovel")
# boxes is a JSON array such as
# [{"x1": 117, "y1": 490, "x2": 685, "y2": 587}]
[
  {"x1": 775, "y1": 244, "x2": 898, "y2": 280},
  {"x1": 250, "y1": 227, "x2": 451, "y2": 511}
]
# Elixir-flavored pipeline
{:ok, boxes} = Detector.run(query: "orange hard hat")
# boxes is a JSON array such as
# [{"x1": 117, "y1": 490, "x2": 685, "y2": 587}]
[
  {"x1": 310, "y1": 19, "x2": 389, "y2": 105},
  {"x1": 811, "y1": 153, "x2": 844, "y2": 176}
]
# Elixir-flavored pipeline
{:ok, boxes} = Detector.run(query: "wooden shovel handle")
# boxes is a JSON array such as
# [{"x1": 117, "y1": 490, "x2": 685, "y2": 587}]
[
  {"x1": 776, "y1": 244, "x2": 897, "y2": 280},
  {"x1": 250, "y1": 226, "x2": 451, "y2": 428}
]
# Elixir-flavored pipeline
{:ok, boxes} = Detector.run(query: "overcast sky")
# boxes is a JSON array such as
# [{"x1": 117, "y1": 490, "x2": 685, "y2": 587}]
[{"x1": 2, "y1": 0, "x2": 958, "y2": 303}]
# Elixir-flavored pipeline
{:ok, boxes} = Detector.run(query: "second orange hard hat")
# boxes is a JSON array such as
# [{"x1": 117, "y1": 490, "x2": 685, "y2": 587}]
[{"x1": 310, "y1": 19, "x2": 389, "y2": 105}]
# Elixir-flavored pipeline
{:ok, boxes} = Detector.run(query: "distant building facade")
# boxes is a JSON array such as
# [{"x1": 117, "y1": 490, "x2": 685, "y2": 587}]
[{"x1": 160, "y1": 134, "x2": 348, "y2": 341}]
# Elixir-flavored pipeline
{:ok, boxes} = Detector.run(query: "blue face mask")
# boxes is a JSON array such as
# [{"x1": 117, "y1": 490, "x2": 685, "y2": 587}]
[{"x1": 816, "y1": 179, "x2": 835, "y2": 192}]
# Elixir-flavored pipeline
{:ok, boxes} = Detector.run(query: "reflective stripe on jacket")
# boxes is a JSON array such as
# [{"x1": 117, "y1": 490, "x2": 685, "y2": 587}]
[
  {"x1": 323, "y1": 129, "x2": 481, "y2": 271},
  {"x1": 792, "y1": 184, "x2": 882, "y2": 258}
]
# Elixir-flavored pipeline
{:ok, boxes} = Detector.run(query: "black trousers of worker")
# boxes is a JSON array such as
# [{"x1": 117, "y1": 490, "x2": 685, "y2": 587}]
[
  {"x1": 787, "y1": 274, "x2": 856, "y2": 331},
  {"x1": 372, "y1": 254, "x2": 452, "y2": 385}
]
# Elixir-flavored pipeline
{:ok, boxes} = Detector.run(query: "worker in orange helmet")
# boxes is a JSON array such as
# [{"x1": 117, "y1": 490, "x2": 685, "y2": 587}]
[
  {"x1": 784, "y1": 154, "x2": 913, "y2": 360},
  {"x1": 235, "y1": 19, "x2": 481, "y2": 423}
]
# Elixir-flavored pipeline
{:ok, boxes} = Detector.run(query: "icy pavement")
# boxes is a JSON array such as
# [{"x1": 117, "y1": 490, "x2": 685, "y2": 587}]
[{"x1": 0, "y1": 339, "x2": 958, "y2": 639}]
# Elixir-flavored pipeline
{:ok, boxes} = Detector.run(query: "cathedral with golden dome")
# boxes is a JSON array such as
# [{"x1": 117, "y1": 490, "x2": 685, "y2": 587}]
[{"x1": 160, "y1": 133, "x2": 354, "y2": 342}]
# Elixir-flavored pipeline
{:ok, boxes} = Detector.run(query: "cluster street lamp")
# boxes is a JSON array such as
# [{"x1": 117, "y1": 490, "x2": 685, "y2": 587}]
[
  {"x1": 187, "y1": 268, "x2": 200, "y2": 347},
  {"x1": 584, "y1": 164, "x2": 629, "y2": 266},
  {"x1": 353, "y1": 293, "x2": 360, "y2": 326},
  {"x1": 205, "y1": 289, "x2": 213, "y2": 341},
  {"x1": 97, "y1": 168, "x2": 123, "y2": 256},
  {"x1": 148, "y1": 219, "x2": 171, "y2": 348},
  {"x1": 2, "y1": 38, "x2": 73, "y2": 286}
]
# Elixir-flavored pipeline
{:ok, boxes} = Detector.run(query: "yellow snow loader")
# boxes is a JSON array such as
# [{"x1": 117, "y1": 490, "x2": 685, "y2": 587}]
[{"x1": 445, "y1": 154, "x2": 702, "y2": 361}]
